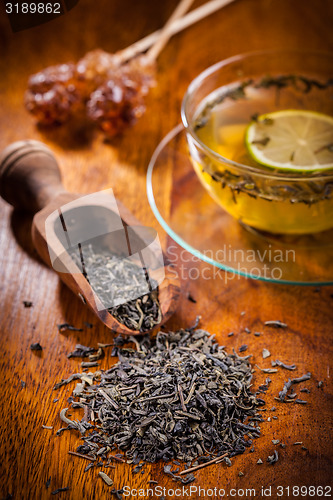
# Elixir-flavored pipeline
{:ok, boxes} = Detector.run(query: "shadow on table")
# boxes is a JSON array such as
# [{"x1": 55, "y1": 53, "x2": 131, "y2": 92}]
[
  {"x1": 36, "y1": 118, "x2": 96, "y2": 151},
  {"x1": 10, "y1": 209, "x2": 47, "y2": 265}
]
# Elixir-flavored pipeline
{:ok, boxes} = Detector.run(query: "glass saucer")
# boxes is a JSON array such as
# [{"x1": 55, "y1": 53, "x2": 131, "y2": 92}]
[{"x1": 147, "y1": 125, "x2": 333, "y2": 285}]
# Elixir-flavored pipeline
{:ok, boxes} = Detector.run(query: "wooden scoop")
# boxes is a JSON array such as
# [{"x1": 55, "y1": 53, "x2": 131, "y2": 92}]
[{"x1": 0, "y1": 140, "x2": 180, "y2": 335}]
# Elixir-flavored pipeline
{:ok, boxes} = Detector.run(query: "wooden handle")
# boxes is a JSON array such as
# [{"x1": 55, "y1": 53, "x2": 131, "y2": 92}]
[{"x1": 0, "y1": 140, "x2": 66, "y2": 213}]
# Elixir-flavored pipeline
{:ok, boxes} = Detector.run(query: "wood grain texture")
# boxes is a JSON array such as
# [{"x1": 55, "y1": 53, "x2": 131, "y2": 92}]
[{"x1": 0, "y1": 0, "x2": 332, "y2": 498}]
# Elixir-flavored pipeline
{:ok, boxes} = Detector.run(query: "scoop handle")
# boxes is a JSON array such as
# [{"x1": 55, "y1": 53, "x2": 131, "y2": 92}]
[{"x1": 0, "y1": 140, "x2": 66, "y2": 213}]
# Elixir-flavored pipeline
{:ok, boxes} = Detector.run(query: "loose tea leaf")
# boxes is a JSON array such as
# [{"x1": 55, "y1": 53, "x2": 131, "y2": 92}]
[
  {"x1": 255, "y1": 365, "x2": 278, "y2": 374},
  {"x1": 187, "y1": 293, "x2": 197, "y2": 303},
  {"x1": 278, "y1": 373, "x2": 311, "y2": 402},
  {"x1": 81, "y1": 361, "x2": 99, "y2": 368},
  {"x1": 274, "y1": 360, "x2": 296, "y2": 371},
  {"x1": 51, "y1": 487, "x2": 70, "y2": 495},
  {"x1": 67, "y1": 345, "x2": 97, "y2": 358},
  {"x1": 68, "y1": 451, "x2": 96, "y2": 461},
  {"x1": 57, "y1": 323, "x2": 83, "y2": 333},
  {"x1": 98, "y1": 471, "x2": 113, "y2": 486},
  {"x1": 262, "y1": 349, "x2": 271, "y2": 359},
  {"x1": 267, "y1": 450, "x2": 279, "y2": 465},
  {"x1": 264, "y1": 321, "x2": 288, "y2": 328},
  {"x1": 30, "y1": 343, "x2": 42, "y2": 351},
  {"x1": 84, "y1": 463, "x2": 95, "y2": 473}
]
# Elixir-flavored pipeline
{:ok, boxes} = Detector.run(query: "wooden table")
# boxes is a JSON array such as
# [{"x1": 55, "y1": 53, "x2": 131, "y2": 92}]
[{"x1": 1, "y1": 0, "x2": 333, "y2": 498}]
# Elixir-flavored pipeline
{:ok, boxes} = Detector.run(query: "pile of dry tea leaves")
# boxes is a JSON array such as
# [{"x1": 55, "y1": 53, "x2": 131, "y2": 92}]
[{"x1": 54, "y1": 326, "x2": 264, "y2": 480}]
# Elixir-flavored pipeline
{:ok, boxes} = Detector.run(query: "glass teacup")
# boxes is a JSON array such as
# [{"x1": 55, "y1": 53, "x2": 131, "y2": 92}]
[{"x1": 181, "y1": 50, "x2": 333, "y2": 234}]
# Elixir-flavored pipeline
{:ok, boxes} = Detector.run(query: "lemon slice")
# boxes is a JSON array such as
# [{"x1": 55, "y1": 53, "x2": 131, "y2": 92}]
[{"x1": 245, "y1": 110, "x2": 333, "y2": 172}]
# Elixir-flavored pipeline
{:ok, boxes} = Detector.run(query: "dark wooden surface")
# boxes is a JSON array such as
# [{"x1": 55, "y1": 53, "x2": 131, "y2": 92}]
[{"x1": 0, "y1": 0, "x2": 333, "y2": 499}]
